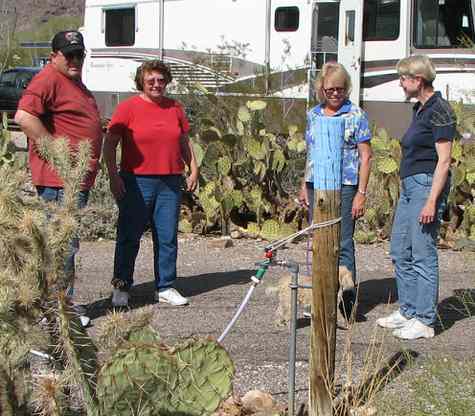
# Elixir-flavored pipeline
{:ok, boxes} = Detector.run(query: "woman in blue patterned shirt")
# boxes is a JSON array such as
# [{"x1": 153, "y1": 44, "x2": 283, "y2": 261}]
[{"x1": 298, "y1": 62, "x2": 372, "y2": 321}]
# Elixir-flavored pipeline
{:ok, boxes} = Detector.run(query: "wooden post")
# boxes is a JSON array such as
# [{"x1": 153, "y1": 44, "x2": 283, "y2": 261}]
[{"x1": 309, "y1": 117, "x2": 344, "y2": 416}]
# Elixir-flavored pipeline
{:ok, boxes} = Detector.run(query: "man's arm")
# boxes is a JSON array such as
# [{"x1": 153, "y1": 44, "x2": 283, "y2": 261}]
[{"x1": 14, "y1": 110, "x2": 51, "y2": 141}]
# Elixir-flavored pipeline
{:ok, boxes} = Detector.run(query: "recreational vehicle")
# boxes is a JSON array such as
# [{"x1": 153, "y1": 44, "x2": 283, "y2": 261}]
[{"x1": 82, "y1": 0, "x2": 475, "y2": 137}]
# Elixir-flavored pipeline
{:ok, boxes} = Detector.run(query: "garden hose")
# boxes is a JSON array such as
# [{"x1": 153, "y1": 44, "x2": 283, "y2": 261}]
[{"x1": 217, "y1": 217, "x2": 341, "y2": 343}]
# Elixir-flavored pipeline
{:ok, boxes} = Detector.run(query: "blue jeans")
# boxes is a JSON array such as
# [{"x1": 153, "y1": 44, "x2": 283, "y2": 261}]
[
  {"x1": 113, "y1": 173, "x2": 182, "y2": 291},
  {"x1": 306, "y1": 183, "x2": 357, "y2": 283},
  {"x1": 390, "y1": 173, "x2": 449, "y2": 327},
  {"x1": 36, "y1": 186, "x2": 89, "y2": 296}
]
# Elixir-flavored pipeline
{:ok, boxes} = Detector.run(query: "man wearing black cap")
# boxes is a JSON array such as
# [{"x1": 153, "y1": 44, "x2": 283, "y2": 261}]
[{"x1": 14, "y1": 30, "x2": 103, "y2": 327}]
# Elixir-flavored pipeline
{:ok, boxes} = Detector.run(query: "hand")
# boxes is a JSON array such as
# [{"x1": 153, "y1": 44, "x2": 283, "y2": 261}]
[
  {"x1": 109, "y1": 173, "x2": 126, "y2": 201},
  {"x1": 298, "y1": 184, "x2": 309, "y2": 207},
  {"x1": 419, "y1": 201, "x2": 436, "y2": 224},
  {"x1": 351, "y1": 192, "x2": 366, "y2": 219},
  {"x1": 186, "y1": 171, "x2": 199, "y2": 192}
]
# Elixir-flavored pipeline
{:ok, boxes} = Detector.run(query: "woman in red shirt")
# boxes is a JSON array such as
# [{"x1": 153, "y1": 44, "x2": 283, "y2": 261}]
[{"x1": 104, "y1": 60, "x2": 198, "y2": 307}]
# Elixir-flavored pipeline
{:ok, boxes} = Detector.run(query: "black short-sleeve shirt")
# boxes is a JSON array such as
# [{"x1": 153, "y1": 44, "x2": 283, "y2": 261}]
[{"x1": 400, "y1": 91, "x2": 456, "y2": 179}]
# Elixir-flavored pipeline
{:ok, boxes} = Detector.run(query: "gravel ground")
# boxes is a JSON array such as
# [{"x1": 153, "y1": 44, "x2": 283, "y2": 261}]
[{"x1": 74, "y1": 235, "x2": 475, "y2": 408}]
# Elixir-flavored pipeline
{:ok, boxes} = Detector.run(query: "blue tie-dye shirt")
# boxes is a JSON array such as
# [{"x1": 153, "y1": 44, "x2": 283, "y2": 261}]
[{"x1": 304, "y1": 100, "x2": 371, "y2": 185}]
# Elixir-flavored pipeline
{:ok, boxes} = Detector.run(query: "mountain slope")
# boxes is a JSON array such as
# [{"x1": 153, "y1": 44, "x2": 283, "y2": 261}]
[{"x1": 4, "y1": 0, "x2": 83, "y2": 32}]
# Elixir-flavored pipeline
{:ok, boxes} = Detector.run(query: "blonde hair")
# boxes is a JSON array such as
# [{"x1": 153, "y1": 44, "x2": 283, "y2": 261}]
[
  {"x1": 396, "y1": 55, "x2": 436, "y2": 85},
  {"x1": 315, "y1": 62, "x2": 352, "y2": 102}
]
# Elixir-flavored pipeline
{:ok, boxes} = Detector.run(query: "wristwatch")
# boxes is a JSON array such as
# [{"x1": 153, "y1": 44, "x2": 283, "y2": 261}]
[{"x1": 357, "y1": 189, "x2": 367, "y2": 196}]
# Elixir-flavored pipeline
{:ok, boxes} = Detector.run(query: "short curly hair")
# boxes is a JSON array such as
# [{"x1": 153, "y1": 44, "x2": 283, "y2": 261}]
[{"x1": 134, "y1": 60, "x2": 173, "y2": 91}]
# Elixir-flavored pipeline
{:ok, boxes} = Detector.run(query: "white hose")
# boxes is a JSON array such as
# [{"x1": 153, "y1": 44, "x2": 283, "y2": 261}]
[{"x1": 217, "y1": 283, "x2": 257, "y2": 343}]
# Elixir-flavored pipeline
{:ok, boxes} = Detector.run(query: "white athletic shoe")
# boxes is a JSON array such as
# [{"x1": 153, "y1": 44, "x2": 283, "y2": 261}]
[
  {"x1": 392, "y1": 319, "x2": 435, "y2": 340},
  {"x1": 79, "y1": 315, "x2": 91, "y2": 327},
  {"x1": 70, "y1": 304, "x2": 90, "y2": 327},
  {"x1": 112, "y1": 289, "x2": 129, "y2": 307},
  {"x1": 156, "y1": 288, "x2": 188, "y2": 306},
  {"x1": 376, "y1": 310, "x2": 410, "y2": 329}
]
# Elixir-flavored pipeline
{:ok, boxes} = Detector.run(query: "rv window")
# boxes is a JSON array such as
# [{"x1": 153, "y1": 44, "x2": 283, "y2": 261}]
[
  {"x1": 363, "y1": 0, "x2": 400, "y2": 41},
  {"x1": 414, "y1": 0, "x2": 475, "y2": 48},
  {"x1": 105, "y1": 8, "x2": 135, "y2": 46},
  {"x1": 275, "y1": 7, "x2": 300, "y2": 32},
  {"x1": 311, "y1": 2, "x2": 339, "y2": 69}
]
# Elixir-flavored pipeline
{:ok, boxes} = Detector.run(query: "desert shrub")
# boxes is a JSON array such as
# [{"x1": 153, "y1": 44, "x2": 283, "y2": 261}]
[
  {"x1": 80, "y1": 163, "x2": 117, "y2": 240},
  {"x1": 180, "y1": 93, "x2": 307, "y2": 237},
  {"x1": 377, "y1": 356, "x2": 475, "y2": 416}
]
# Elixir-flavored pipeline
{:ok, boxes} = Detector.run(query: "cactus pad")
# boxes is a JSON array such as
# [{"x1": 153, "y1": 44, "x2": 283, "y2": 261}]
[{"x1": 97, "y1": 338, "x2": 234, "y2": 416}]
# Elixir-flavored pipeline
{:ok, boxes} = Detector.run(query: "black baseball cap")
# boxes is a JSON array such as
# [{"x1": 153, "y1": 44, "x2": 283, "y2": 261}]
[{"x1": 51, "y1": 30, "x2": 85, "y2": 54}]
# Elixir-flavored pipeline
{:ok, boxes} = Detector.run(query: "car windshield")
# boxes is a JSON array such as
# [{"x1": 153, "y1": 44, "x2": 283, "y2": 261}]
[
  {"x1": 0, "y1": 72, "x2": 17, "y2": 88},
  {"x1": 16, "y1": 71, "x2": 35, "y2": 88}
]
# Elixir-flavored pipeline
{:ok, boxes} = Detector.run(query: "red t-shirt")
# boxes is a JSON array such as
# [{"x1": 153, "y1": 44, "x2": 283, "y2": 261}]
[
  {"x1": 108, "y1": 95, "x2": 190, "y2": 175},
  {"x1": 18, "y1": 64, "x2": 103, "y2": 190}
]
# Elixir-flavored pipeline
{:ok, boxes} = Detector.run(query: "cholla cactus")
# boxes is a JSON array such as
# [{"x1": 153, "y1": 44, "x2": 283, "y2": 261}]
[{"x1": 0, "y1": 135, "x2": 92, "y2": 415}]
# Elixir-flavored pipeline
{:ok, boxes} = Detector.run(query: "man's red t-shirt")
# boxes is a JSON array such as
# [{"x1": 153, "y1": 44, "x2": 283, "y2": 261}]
[
  {"x1": 108, "y1": 95, "x2": 190, "y2": 175},
  {"x1": 18, "y1": 64, "x2": 103, "y2": 190}
]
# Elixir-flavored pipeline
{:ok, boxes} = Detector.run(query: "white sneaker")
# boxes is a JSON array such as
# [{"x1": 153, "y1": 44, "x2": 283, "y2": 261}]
[
  {"x1": 156, "y1": 288, "x2": 188, "y2": 306},
  {"x1": 376, "y1": 310, "x2": 410, "y2": 329},
  {"x1": 112, "y1": 289, "x2": 129, "y2": 307},
  {"x1": 70, "y1": 304, "x2": 90, "y2": 327},
  {"x1": 393, "y1": 319, "x2": 435, "y2": 340},
  {"x1": 79, "y1": 315, "x2": 91, "y2": 327}
]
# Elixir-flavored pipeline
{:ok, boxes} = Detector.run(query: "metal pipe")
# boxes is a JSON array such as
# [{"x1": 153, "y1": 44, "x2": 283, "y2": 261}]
[
  {"x1": 264, "y1": 0, "x2": 272, "y2": 94},
  {"x1": 159, "y1": 0, "x2": 165, "y2": 60},
  {"x1": 288, "y1": 264, "x2": 299, "y2": 416}
]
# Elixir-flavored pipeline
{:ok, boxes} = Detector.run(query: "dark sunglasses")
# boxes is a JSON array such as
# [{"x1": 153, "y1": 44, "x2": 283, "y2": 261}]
[{"x1": 62, "y1": 50, "x2": 86, "y2": 61}]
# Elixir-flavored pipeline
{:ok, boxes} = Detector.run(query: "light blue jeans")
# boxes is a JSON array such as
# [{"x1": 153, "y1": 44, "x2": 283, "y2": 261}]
[
  {"x1": 36, "y1": 186, "x2": 89, "y2": 296},
  {"x1": 390, "y1": 173, "x2": 450, "y2": 327},
  {"x1": 113, "y1": 173, "x2": 182, "y2": 291}
]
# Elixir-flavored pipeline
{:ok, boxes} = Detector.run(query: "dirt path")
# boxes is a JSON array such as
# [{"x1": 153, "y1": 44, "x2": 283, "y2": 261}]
[{"x1": 75, "y1": 236, "x2": 475, "y2": 406}]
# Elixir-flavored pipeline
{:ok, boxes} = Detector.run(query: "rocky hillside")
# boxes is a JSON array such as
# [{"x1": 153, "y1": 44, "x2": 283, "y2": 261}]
[{"x1": 4, "y1": 0, "x2": 83, "y2": 32}]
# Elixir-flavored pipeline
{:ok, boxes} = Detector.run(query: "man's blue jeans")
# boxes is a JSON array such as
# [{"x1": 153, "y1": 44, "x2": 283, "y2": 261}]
[
  {"x1": 306, "y1": 183, "x2": 357, "y2": 282},
  {"x1": 36, "y1": 186, "x2": 89, "y2": 296},
  {"x1": 390, "y1": 173, "x2": 449, "y2": 327},
  {"x1": 113, "y1": 173, "x2": 182, "y2": 291}
]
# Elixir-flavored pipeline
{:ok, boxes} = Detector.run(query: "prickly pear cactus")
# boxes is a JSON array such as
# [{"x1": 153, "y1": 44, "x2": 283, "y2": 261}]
[
  {"x1": 169, "y1": 338, "x2": 235, "y2": 415},
  {"x1": 260, "y1": 219, "x2": 282, "y2": 241},
  {"x1": 97, "y1": 345, "x2": 177, "y2": 416},
  {"x1": 96, "y1": 338, "x2": 234, "y2": 416}
]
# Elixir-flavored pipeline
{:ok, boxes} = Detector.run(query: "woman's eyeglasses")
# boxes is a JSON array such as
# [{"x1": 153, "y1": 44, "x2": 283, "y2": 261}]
[
  {"x1": 145, "y1": 78, "x2": 167, "y2": 86},
  {"x1": 323, "y1": 87, "x2": 346, "y2": 96},
  {"x1": 399, "y1": 75, "x2": 416, "y2": 82}
]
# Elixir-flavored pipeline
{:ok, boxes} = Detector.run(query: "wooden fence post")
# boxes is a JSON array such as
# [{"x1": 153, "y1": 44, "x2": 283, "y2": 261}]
[{"x1": 308, "y1": 117, "x2": 344, "y2": 416}]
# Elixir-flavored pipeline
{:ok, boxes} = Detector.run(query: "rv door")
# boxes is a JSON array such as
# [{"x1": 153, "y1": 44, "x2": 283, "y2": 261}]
[{"x1": 338, "y1": 0, "x2": 363, "y2": 104}]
